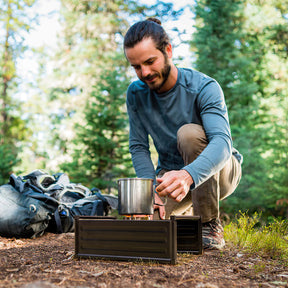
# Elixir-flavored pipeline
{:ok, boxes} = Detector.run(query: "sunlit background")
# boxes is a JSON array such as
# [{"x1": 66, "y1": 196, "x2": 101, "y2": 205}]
[{"x1": 0, "y1": 0, "x2": 287, "y2": 220}]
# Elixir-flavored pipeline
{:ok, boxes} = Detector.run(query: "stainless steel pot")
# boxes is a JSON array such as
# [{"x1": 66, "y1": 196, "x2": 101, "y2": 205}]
[{"x1": 118, "y1": 178, "x2": 154, "y2": 215}]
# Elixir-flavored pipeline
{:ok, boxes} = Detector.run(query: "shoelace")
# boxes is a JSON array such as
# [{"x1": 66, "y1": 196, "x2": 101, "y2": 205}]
[{"x1": 202, "y1": 220, "x2": 223, "y2": 236}]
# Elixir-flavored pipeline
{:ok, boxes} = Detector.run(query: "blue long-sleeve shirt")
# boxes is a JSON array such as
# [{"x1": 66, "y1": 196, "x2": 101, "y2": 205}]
[{"x1": 126, "y1": 68, "x2": 233, "y2": 190}]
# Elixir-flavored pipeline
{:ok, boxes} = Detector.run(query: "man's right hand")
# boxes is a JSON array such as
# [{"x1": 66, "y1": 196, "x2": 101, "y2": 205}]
[
  {"x1": 154, "y1": 192, "x2": 166, "y2": 220},
  {"x1": 156, "y1": 169, "x2": 193, "y2": 202}
]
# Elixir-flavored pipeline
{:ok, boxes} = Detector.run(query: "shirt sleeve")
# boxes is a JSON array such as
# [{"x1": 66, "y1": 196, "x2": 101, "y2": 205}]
[
  {"x1": 182, "y1": 80, "x2": 232, "y2": 188},
  {"x1": 126, "y1": 84, "x2": 156, "y2": 181}
]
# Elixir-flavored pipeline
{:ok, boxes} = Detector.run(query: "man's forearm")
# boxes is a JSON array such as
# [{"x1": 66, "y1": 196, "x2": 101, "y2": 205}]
[{"x1": 131, "y1": 150, "x2": 156, "y2": 180}]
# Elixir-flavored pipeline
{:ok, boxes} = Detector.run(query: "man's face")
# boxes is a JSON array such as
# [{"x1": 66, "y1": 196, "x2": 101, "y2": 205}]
[{"x1": 125, "y1": 38, "x2": 172, "y2": 93}]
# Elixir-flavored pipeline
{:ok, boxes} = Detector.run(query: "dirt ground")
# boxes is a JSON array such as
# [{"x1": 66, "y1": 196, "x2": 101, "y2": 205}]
[{"x1": 0, "y1": 232, "x2": 287, "y2": 288}]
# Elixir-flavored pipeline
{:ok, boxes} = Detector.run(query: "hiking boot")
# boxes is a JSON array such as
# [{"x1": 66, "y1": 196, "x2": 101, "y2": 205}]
[{"x1": 202, "y1": 218, "x2": 225, "y2": 250}]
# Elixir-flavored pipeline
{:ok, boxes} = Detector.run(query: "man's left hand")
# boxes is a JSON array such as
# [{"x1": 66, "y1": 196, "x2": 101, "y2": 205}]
[{"x1": 156, "y1": 170, "x2": 193, "y2": 202}]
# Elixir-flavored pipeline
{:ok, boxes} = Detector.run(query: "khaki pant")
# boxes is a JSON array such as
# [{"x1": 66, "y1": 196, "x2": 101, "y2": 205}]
[{"x1": 154, "y1": 124, "x2": 242, "y2": 223}]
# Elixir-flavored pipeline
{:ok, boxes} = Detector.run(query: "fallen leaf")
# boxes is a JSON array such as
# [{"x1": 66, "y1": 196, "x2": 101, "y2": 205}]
[{"x1": 6, "y1": 268, "x2": 19, "y2": 272}]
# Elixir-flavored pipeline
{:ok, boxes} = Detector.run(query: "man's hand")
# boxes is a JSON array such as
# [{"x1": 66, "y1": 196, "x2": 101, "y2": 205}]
[
  {"x1": 156, "y1": 170, "x2": 193, "y2": 203},
  {"x1": 153, "y1": 192, "x2": 166, "y2": 220}
]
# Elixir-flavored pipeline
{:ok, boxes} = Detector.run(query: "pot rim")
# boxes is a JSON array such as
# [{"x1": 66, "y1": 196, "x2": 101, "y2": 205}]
[{"x1": 117, "y1": 178, "x2": 153, "y2": 182}]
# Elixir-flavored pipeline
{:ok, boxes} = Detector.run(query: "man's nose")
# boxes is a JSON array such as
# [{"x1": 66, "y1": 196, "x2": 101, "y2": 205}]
[{"x1": 141, "y1": 65, "x2": 151, "y2": 77}]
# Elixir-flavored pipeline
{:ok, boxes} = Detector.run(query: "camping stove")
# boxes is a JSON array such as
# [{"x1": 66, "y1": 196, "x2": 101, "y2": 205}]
[
  {"x1": 75, "y1": 178, "x2": 202, "y2": 264},
  {"x1": 74, "y1": 215, "x2": 203, "y2": 265}
]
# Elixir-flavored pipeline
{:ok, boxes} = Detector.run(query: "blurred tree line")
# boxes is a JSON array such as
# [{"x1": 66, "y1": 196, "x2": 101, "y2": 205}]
[
  {"x1": 192, "y1": 0, "x2": 288, "y2": 219},
  {"x1": 0, "y1": 0, "x2": 287, "y2": 218},
  {"x1": 0, "y1": 0, "x2": 36, "y2": 183}
]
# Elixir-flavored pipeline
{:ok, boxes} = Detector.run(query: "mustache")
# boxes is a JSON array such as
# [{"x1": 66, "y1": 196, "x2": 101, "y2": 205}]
[{"x1": 143, "y1": 73, "x2": 159, "y2": 81}]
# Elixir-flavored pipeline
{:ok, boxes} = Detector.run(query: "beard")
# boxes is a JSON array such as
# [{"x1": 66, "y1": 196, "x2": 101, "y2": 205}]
[{"x1": 141, "y1": 54, "x2": 171, "y2": 93}]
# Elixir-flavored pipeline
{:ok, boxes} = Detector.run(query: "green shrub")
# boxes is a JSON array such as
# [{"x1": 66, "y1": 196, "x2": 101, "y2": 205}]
[{"x1": 224, "y1": 212, "x2": 288, "y2": 264}]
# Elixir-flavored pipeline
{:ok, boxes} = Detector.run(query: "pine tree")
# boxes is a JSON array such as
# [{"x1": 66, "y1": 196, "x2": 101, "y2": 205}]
[
  {"x1": 0, "y1": 0, "x2": 36, "y2": 182},
  {"x1": 60, "y1": 61, "x2": 133, "y2": 191},
  {"x1": 191, "y1": 0, "x2": 288, "y2": 217},
  {"x1": 42, "y1": 0, "x2": 181, "y2": 191}
]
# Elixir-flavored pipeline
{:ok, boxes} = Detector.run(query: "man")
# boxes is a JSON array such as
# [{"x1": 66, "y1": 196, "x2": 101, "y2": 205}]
[{"x1": 123, "y1": 18, "x2": 242, "y2": 249}]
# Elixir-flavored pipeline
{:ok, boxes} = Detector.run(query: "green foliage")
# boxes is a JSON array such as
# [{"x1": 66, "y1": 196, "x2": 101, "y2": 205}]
[
  {"x1": 225, "y1": 212, "x2": 288, "y2": 264},
  {"x1": 0, "y1": 139, "x2": 20, "y2": 184},
  {"x1": 192, "y1": 0, "x2": 288, "y2": 218},
  {"x1": 47, "y1": 0, "x2": 180, "y2": 191},
  {"x1": 44, "y1": 0, "x2": 134, "y2": 158},
  {"x1": 0, "y1": 0, "x2": 36, "y2": 180},
  {"x1": 1, "y1": 0, "x2": 285, "y2": 218},
  {"x1": 46, "y1": 0, "x2": 138, "y2": 190},
  {"x1": 60, "y1": 64, "x2": 135, "y2": 192}
]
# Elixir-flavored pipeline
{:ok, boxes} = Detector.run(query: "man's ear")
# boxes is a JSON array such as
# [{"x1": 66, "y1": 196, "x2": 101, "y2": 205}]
[{"x1": 166, "y1": 43, "x2": 173, "y2": 59}]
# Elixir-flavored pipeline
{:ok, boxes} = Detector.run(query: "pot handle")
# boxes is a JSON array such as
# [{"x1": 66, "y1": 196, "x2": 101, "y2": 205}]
[{"x1": 153, "y1": 184, "x2": 167, "y2": 206}]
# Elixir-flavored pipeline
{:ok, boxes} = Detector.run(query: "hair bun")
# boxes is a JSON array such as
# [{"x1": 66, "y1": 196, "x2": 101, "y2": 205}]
[{"x1": 146, "y1": 17, "x2": 162, "y2": 25}]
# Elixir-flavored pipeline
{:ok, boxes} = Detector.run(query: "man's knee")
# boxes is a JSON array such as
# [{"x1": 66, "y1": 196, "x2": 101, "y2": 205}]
[
  {"x1": 177, "y1": 123, "x2": 206, "y2": 143},
  {"x1": 177, "y1": 124, "x2": 208, "y2": 164}
]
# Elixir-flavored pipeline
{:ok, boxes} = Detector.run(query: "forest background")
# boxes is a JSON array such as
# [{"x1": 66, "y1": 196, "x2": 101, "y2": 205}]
[{"x1": 0, "y1": 0, "x2": 287, "y2": 221}]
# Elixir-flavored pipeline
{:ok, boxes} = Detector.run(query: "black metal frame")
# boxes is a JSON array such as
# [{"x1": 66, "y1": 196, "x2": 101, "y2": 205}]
[
  {"x1": 172, "y1": 215, "x2": 203, "y2": 255},
  {"x1": 75, "y1": 216, "x2": 202, "y2": 265}
]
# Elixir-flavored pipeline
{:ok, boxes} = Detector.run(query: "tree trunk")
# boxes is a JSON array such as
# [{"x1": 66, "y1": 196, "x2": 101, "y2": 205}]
[{"x1": 0, "y1": 1, "x2": 12, "y2": 143}]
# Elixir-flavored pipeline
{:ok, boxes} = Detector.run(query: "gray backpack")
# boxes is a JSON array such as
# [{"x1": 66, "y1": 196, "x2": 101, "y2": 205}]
[
  {"x1": 0, "y1": 184, "x2": 58, "y2": 238},
  {"x1": 0, "y1": 170, "x2": 117, "y2": 238}
]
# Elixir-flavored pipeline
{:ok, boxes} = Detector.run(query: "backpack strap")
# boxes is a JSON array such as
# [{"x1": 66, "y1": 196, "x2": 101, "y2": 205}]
[
  {"x1": 91, "y1": 188, "x2": 110, "y2": 216},
  {"x1": 53, "y1": 208, "x2": 63, "y2": 233},
  {"x1": 91, "y1": 188, "x2": 106, "y2": 202},
  {"x1": 53, "y1": 205, "x2": 73, "y2": 233},
  {"x1": 90, "y1": 200, "x2": 104, "y2": 216}
]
